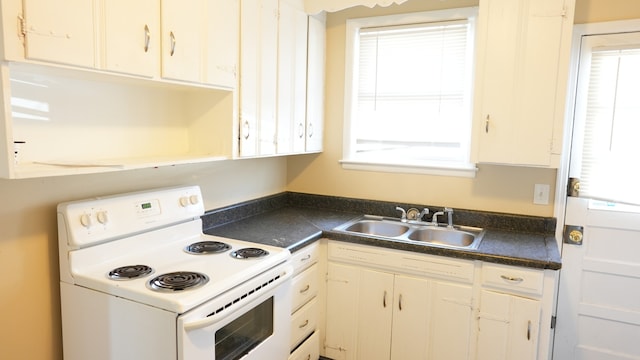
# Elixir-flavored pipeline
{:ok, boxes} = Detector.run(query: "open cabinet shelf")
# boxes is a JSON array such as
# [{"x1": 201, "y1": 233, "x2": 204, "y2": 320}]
[{"x1": 1, "y1": 62, "x2": 236, "y2": 179}]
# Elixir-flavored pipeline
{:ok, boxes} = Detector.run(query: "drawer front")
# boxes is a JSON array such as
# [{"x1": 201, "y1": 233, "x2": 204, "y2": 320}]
[
  {"x1": 481, "y1": 263, "x2": 544, "y2": 296},
  {"x1": 292, "y1": 264, "x2": 319, "y2": 312},
  {"x1": 289, "y1": 330, "x2": 320, "y2": 360},
  {"x1": 290, "y1": 298, "x2": 318, "y2": 350},
  {"x1": 292, "y1": 242, "x2": 320, "y2": 275},
  {"x1": 328, "y1": 241, "x2": 475, "y2": 283}
]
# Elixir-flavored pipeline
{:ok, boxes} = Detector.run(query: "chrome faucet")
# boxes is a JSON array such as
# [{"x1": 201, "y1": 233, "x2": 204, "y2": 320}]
[{"x1": 395, "y1": 207, "x2": 407, "y2": 222}]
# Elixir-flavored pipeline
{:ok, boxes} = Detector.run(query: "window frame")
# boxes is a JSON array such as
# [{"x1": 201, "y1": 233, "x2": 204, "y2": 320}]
[{"x1": 341, "y1": 7, "x2": 479, "y2": 177}]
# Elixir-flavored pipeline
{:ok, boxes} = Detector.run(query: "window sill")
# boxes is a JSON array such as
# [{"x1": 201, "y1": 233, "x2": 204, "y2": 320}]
[{"x1": 339, "y1": 159, "x2": 478, "y2": 178}]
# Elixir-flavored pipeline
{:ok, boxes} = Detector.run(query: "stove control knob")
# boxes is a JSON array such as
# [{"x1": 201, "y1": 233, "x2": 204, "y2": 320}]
[
  {"x1": 179, "y1": 196, "x2": 189, "y2": 207},
  {"x1": 189, "y1": 195, "x2": 200, "y2": 205},
  {"x1": 96, "y1": 211, "x2": 109, "y2": 224},
  {"x1": 80, "y1": 213, "x2": 92, "y2": 228}
]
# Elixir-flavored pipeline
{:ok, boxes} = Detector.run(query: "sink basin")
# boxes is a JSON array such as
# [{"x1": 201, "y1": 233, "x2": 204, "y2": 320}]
[
  {"x1": 407, "y1": 227, "x2": 478, "y2": 247},
  {"x1": 343, "y1": 220, "x2": 410, "y2": 237},
  {"x1": 333, "y1": 216, "x2": 484, "y2": 250}
]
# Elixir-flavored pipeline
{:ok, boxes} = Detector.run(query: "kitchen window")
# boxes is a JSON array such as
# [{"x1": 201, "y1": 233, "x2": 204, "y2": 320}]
[{"x1": 340, "y1": 8, "x2": 478, "y2": 177}]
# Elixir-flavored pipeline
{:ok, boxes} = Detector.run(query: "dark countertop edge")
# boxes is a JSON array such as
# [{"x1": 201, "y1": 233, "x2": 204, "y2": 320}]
[{"x1": 202, "y1": 191, "x2": 562, "y2": 270}]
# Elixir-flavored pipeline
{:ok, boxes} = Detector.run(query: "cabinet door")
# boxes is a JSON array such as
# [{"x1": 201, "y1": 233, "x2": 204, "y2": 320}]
[
  {"x1": 427, "y1": 281, "x2": 474, "y2": 360},
  {"x1": 160, "y1": 0, "x2": 203, "y2": 83},
  {"x1": 356, "y1": 268, "x2": 394, "y2": 360},
  {"x1": 102, "y1": 0, "x2": 159, "y2": 77},
  {"x1": 305, "y1": 13, "x2": 325, "y2": 153},
  {"x1": 390, "y1": 274, "x2": 430, "y2": 360},
  {"x1": 276, "y1": 0, "x2": 308, "y2": 154},
  {"x1": 325, "y1": 262, "x2": 361, "y2": 360},
  {"x1": 204, "y1": 0, "x2": 238, "y2": 88},
  {"x1": 476, "y1": 290, "x2": 541, "y2": 360},
  {"x1": 22, "y1": 0, "x2": 95, "y2": 68},
  {"x1": 239, "y1": 0, "x2": 278, "y2": 156},
  {"x1": 474, "y1": 0, "x2": 572, "y2": 166}
]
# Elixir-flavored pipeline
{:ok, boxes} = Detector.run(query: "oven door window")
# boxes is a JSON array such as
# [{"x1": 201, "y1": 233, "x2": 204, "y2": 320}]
[{"x1": 215, "y1": 297, "x2": 274, "y2": 360}]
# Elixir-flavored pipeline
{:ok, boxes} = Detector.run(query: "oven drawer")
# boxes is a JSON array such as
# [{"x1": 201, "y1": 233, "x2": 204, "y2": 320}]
[
  {"x1": 292, "y1": 263, "x2": 319, "y2": 312},
  {"x1": 292, "y1": 242, "x2": 320, "y2": 275},
  {"x1": 289, "y1": 330, "x2": 320, "y2": 360},
  {"x1": 290, "y1": 297, "x2": 318, "y2": 351}
]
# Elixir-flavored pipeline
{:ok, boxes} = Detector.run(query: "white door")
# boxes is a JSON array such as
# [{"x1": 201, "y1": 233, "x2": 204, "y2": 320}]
[{"x1": 553, "y1": 24, "x2": 640, "y2": 359}]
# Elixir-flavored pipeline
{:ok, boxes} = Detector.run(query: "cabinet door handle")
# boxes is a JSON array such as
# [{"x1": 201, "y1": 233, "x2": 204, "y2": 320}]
[
  {"x1": 308, "y1": 123, "x2": 314, "y2": 138},
  {"x1": 298, "y1": 122, "x2": 304, "y2": 138},
  {"x1": 242, "y1": 120, "x2": 250, "y2": 140},
  {"x1": 300, "y1": 254, "x2": 311, "y2": 263},
  {"x1": 383, "y1": 291, "x2": 387, "y2": 308},
  {"x1": 398, "y1": 294, "x2": 403, "y2": 311},
  {"x1": 299, "y1": 319, "x2": 309, "y2": 329},
  {"x1": 527, "y1": 320, "x2": 531, "y2": 340},
  {"x1": 500, "y1": 274, "x2": 524, "y2": 283},
  {"x1": 485, "y1": 114, "x2": 490, "y2": 133},
  {"x1": 144, "y1": 24, "x2": 151, "y2": 53},
  {"x1": 169, "y1": 31, "x2": 176, "y2": 56},
  {"x1": 299, "y1": 284, "x2": 310, "y2": 293}
]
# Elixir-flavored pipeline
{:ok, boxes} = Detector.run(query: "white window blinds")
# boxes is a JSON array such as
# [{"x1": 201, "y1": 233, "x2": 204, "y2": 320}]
[
  {"x1": 580, "y1": 46, "x2": 640, "y2": 205},
  {"x1": 353, "y1": 20, "x2": 473, "y2": 164}
]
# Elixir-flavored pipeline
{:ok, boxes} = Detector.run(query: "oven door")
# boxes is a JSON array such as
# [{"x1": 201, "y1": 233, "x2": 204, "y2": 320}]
[{"x1": 177, "y1": 263, "x2": 293, "y2": 360}]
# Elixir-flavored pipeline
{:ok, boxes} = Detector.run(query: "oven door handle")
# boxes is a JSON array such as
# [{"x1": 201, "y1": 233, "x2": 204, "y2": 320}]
[{"x1": 182, "y1": 267, "x2": 292, "y2": 331}]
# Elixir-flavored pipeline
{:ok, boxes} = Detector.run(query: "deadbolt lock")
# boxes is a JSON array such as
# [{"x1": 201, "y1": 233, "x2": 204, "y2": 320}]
[{"x1": 563, "y1": 225, "x2": 584, "y2": 245}]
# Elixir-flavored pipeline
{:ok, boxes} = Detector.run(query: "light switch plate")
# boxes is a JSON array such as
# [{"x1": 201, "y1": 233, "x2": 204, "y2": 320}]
[{"x1": 533, "y1": 184, "x2": 550, "y2": 205}]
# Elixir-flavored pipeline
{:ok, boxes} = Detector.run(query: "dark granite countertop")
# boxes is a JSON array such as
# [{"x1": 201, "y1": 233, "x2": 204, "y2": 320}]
[{"x1": 202, "y1": 192, "x2": 562, "y2": 270}]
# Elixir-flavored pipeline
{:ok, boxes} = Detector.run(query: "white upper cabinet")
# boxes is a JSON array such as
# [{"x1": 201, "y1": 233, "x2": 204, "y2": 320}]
[
  {"x1": 102, "y1": 0, "x2": 159, "y2": 78},
  {"x1": 22, "y1": 0, "x2": 96, "y2": 68},
  {"x1": 15, "y1": 0, "x2": 238, "y2": 89},
  {"x1": 239, "y1": 0, "x2": 325, "y2": 158},
  {"x1": 276, "y1": 0, "x2": 308, "y2": 154},
  {"x1": 160, "y1": 0, "x2": 203, "y2": 83},
  {"x1": 204, "y1": 0, "x2": 239, "y2": 89},
  {"x1": 472, "y1": 0, "x2": 575, "y2": 167},
  {"x1": 240, "y1": 0, "x2": 278, "y2": 156},
  {"x1": 239, "y1": 0, "x2": 279, "y2": 157},
  {"x1": 304, "y1": 13, "x2": 325, "y2": 153}
]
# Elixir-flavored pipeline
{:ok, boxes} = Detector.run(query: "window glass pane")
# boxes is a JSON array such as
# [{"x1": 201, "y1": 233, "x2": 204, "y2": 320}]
[
  {"x1": 215, "y1": 297, "x2": 273, "y2": 360},
  {"x1": 580, "y1": 46, "x2": 640, "y2": 205},
  {"x1": 353, "y1": 19, "x2": 472, "y2": 164}
]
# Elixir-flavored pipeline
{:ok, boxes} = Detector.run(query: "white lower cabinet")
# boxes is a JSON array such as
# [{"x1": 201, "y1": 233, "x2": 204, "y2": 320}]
[
  {"x1": 477, "y1": 263, "x2": 549, "y2": 360},
  {"x1": 322, "y1": 241, "x2": 556, "y2": 360},
  {"x1": 476, "y1": 290, "x2": 541, "y2": 360},
  {"x1": 324, "y1": 242, "x2": 474, "y2": 360}
]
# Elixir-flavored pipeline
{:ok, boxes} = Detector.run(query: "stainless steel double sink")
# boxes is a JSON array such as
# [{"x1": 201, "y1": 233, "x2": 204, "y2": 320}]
[{"x1": 333, "y1": 215, "x2": 485, "y2": 250}]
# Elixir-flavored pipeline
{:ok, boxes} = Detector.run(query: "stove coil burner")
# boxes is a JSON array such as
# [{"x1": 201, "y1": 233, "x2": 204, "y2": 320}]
[
  {"x1": 185, "y1": 241, "x2": 231, "y2": 254},
  {"x1": 147, "y1": 271, "x2": 209, "y2": 292},
  {"x1": 108, "y1": 265, "x2": 153, "y2": 280},
  {"x1": 230, "y1": 247, "x2": 269, "y2": 259}
]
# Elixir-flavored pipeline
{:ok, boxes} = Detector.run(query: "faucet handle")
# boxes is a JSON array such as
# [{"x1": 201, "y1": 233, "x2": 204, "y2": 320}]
[
  {"x1": 395, "y1": 207, "x2": 407, "y2": 222},
  {"x1": 418, "y1": 208, "x2": 430, "y2": 221}
]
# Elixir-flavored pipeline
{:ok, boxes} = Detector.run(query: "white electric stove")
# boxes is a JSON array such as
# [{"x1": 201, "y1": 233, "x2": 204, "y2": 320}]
[{"x1": 57, "y1": 186, "x2": 293, "y2": 360}]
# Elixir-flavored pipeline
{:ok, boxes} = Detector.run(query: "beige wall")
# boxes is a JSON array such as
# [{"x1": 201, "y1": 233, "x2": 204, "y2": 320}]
[{"x1": 3, "y1": 1, "x2": 640, "y2": 359}]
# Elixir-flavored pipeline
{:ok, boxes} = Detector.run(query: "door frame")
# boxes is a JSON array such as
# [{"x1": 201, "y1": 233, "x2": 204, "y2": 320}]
[{"x1": 551, "y1": 17, "x2": 640, "y2": 357}]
